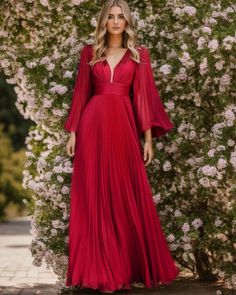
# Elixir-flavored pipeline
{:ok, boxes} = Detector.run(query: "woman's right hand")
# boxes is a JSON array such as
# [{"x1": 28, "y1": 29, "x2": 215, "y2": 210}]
[{"x1": 66, "y1": 132, "x2": 76, "y2": 157}]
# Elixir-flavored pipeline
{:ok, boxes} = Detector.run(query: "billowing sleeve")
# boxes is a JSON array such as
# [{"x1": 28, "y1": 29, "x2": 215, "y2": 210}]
[
  {"x1": 131, "y1": 46, "x2": 174, "y2": 139},
  {"x1": 64, "y1": 44, "x2": 92, "y2": 133}
]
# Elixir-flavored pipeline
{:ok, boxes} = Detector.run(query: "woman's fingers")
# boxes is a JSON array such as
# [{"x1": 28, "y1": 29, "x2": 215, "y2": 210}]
[
  {"x1": 68, "y1": 145, "x2": 72, "y2": 157},
  {"x1": 65, "y1": 132, "x2": 76, "y2": 157},
  {"x1": 66, "y1": 145, "x2": 71, "y2": 157},
  {"x1": 66, "y1": 142, "x2": 75, "y2": 157},
  {"x1": 71, "y1": 144, "x2": 75, "y2": 156},
  {"x1": 143, "y1": 144, "x2": 154, "y2": 166},
  {"x1": 143, "y1": 147, "x2": 148, "y2": 161},
  {"x1": 144, "y1": 153, "x2": 152, "y2": 166}
]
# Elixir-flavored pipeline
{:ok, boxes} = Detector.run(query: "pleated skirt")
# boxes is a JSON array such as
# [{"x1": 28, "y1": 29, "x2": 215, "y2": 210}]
[{"x1": 65, "y1": 93, "x2": 179, "y2": 292}]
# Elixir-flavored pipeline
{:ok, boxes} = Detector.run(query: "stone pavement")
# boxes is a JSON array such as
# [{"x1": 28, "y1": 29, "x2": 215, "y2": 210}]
[
  {"x1": 0, "y1": 216, "x2": 61, "y2": 294},
  {"x1": 0, "y1": 216, "x2": 233, "y2": 295}
]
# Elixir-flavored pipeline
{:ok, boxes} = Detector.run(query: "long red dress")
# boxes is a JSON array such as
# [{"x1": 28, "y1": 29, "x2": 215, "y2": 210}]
[{"x1": 64, "y1": 43, "x2": 179, "y2": 292}]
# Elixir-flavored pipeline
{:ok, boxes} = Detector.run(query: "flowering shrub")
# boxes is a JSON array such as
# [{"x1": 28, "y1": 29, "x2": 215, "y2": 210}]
[{"x1": 0, "y1": 0, "x2": 235, "y2": 290}]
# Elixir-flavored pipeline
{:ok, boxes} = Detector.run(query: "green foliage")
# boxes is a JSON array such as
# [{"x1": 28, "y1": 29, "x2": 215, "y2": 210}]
[
  {"x1": 0, "y1": 124, "x2": 31, "y2": 220},
  {"x1": 0, "y1": 73, "x2": 34, "y2": 150}
]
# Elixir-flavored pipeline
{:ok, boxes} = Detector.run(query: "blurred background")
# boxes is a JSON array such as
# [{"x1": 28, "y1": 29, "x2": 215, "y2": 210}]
[{"x1": 0, "y1": 72, "x2": 33, "y2": 221}]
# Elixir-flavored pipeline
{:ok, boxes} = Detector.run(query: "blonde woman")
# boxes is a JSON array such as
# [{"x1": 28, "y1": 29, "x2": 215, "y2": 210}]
[{"x1": 64, "y1": 0, "x2": 179, "y2": 293}]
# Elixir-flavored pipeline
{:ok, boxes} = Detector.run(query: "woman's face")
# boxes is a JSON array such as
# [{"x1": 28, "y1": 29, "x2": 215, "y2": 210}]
[{"x1": 106, "y1": 5, "x2": 127, "y2": 35}]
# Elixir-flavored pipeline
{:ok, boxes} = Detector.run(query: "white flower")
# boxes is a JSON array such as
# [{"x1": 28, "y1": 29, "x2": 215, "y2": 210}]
[
  {"x1": 182, "y1": 223, "x2": 190, "y2": 233},
  {"x1": 197, "y1": 37, "x2": 206, "y2": 50},
  {"x1": 220, "y1": 74, "x2": 231, "y2": 86},
  {"x1": 52, "y1": 108, "x2": 65, "y2": 116},
  {"x1": 179, "y1": 51, "x2": 195, "y2": 68},
  {"x1": 218, "y1": 271, "x2": 225, "y2": 278},
  {"x1": 153, "y1": 193, "x2": 161, "y2": 205},
  {"x1": 167, "y1": 234, "x2": 175, "y2": 242},
  {"x1": 137, "y1": 20, "x2": 145, "y2": 29},
  {"x1": 212, "y1": 122, "x2": 225, "y2": 138},
  {"x1": 201, "y1": 165, "x2": 218, "y2": 177},
  {"x1": 224, "y1": 109, "x2": 235, "y2": 121},
  {"x1": 183, "y1": 243, "x2": 192, "y2": 250},
  {"x1": 26, "y1": 61, "x2": 37, "y2": 69},
  {"x1": 173, "y1": 8, "x2": 183, "y2": 16},
  {"x1": 215, "y1": 217, "x2": 223, "y2": 227},
  {"x1": 156, "y1": 142, "x2": 163, "y2": 150},
  {"x1": 217, "y1": 159, "x2": 227, "y2": 170},
  {"x1": 61, "y1": 186, "x2": 70, "y2": 194},
  {"x1": 201, "y1": 26, "x2": 212, "y2": 34},
  {"x1": 176, "y1": 68, "x2": 188, "y2": 81},
  {"x1": 53, "y1": 165, "x2": 63, "y2": 173},
  {"x1": 208, "y1": 149, "x2": 216, "y2": 157},
  {"x1": 49, "y1": 84, "x2": 68, "y2": 95},
  {"x1": 35, "y1": 199, "x2": 43, "y2": 206},
  {"x1": 0, "y1": 59, "x2": 10, "y2": 68},
  {"x1": 165, "y1": 101, "x2": 175, "y2": 110},
  {"x1": 169, "y1": 244, "x2": 178, "y2": 251},
  {"x1": 40, "y1": 0, "x2": 49, "y2": 7},
  {"x1": 163, "y1": 161, "x2": 172, "y2": 171},
  {"x1": 45, "y1": 172, "x2": 52, "y2": 180},
  {"x1": 191, "y1": 218, "x2": 203, "y2": 229},
  {"x1": 230, "y1": 152, "x2": 236, "y2": 170},
  {"x1": 215, "y1": 60, "x2": 224, "y2": 71},
  {"x1": 174, "y1": 210, "x2": 182, "y2": 217},
  {"x1": 183, "y1": 6, "x2": 197, "y2": 16},
  {"x1": 71, "y1": 0, "x2": 84, "y2": 5},
  {"x1": 216, "y1": 145, "x2": 226, "y2": 152},
  {"x1": 63, "y1": 71, "x2": 73, "y2": 78},
  {"x1": 208, "y1": 39, "x2": 219, "y2": 52},
  {"x1": 222, "y1": 35, "x2": 236, "y2": 50},
  {"x1": 230, "y1": 274, "x2": 236, "y2": 284},
  {"x1": 40, "y1": 56, "x2": 51, "y2": 65},
  {"x1": 51, "y1": 229, "x2": 58, "y2": 236},
  {"x1": 199, "y1": 177, "x2": 211, "y2": 187},
  {"x1": 227, "y1": 139, "x2": 235, "y2": 146},
  {"x1": 181, "y1": 44, "x2": 188, "y2": 51},
  {"x1": 46, "y1": 63, "x2": 55, "y2": 71},
  {"x1": 159, "y1": 64, "x2": 172, "y2": 75},
  {"x1": 189, "y1": 130, "x2": 196, "y2": 139},
  {"x1": 42, "y1": 98, "x2": 52, "y2": 108},
  {"x1": 199, "y1": 58, "x2": 208, "y2": 75},
  {"x1": 57, "y1": 175, "x2": 64, "y2": 183}
]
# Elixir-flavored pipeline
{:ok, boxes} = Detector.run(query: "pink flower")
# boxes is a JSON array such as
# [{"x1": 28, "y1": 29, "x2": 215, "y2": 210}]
[
  {"x1": 182, "y1": 223, "x2": 190, "y2": 233},
  {"x1": 191, "y1": 218, "x2": 203, "y2": 229}
]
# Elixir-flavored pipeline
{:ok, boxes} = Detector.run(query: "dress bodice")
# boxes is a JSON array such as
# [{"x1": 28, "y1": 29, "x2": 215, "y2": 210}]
[
  {"x1": 90, "y1": 47, "x2": 135, "y2": 96},
  {"x1": 64, "y1": 43, "x2": 174, "y2": 139}
]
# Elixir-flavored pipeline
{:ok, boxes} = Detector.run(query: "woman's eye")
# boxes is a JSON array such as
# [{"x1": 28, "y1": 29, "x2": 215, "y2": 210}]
[{"x1": 108, "y1": 15, "x2": 124, "y2": 19}]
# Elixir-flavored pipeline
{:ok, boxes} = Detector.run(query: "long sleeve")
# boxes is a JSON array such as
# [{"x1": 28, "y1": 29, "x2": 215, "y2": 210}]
[
  {"x1": 64, "y1": 44, "x2": 92, "y2": 133},
  {"x1": 132, "y1": 46, "x2": 174, "y2": 139}
]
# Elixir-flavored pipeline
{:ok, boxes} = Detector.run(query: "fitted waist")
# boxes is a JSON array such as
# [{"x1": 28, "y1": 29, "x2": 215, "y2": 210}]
[{"x1": 93, "y1": 82, "x2": 131, "y2": 96}]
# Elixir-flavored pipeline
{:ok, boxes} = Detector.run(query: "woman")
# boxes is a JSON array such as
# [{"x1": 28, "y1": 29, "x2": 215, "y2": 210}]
[{"x1": 64, "y1": 0, "x2": 179, "y2": 293}]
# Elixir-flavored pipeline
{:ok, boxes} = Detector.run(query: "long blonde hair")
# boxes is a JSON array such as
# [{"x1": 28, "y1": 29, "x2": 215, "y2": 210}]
[{"x1": 90, "y1": 0, "x2": 140, "y2": 66}]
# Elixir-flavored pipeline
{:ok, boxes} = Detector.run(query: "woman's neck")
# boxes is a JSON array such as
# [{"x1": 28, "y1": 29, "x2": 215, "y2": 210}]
[{"x1": 107, "y1": 34, "x2": 123, "y2": 48}]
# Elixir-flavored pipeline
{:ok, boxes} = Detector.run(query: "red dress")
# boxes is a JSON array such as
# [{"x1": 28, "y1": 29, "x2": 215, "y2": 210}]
[{"x1": 64, "y1": 44, "x2": 179, "y2": 292}]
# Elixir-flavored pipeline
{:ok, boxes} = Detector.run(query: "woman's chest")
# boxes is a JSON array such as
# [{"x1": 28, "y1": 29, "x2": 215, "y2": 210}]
[{"x1": 90, "y1": 58, "x2": 136, "y2": 84}]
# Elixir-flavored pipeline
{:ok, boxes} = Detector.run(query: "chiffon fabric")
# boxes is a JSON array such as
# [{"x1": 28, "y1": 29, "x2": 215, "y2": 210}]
[{"x1": 64, "y1": 44, "x2": 179, "y2": 292}]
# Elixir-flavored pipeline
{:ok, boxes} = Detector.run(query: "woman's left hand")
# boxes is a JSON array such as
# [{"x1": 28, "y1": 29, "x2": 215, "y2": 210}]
[{"x1": 143, "y1": 141, "x2": 154, "y2": 166}]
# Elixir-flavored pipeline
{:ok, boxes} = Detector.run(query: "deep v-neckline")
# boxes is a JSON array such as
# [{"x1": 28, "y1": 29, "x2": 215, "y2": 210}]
[{"x1": 105, "y1": 49, "x2": 129, "y2": 83}]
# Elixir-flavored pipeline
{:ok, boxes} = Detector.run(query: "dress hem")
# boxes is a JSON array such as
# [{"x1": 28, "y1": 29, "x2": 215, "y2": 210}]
[{"x1": 65, "y1": 267, "x2": 179, "y2": 292}]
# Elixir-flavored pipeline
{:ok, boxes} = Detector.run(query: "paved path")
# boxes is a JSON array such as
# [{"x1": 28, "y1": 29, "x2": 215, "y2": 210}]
[
  {"x1": 0, "y1": 216, "x2": 60, "y2": 294},
  {"x1": 0, "y1": 216, "x2": 232, "y2": 294}
]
